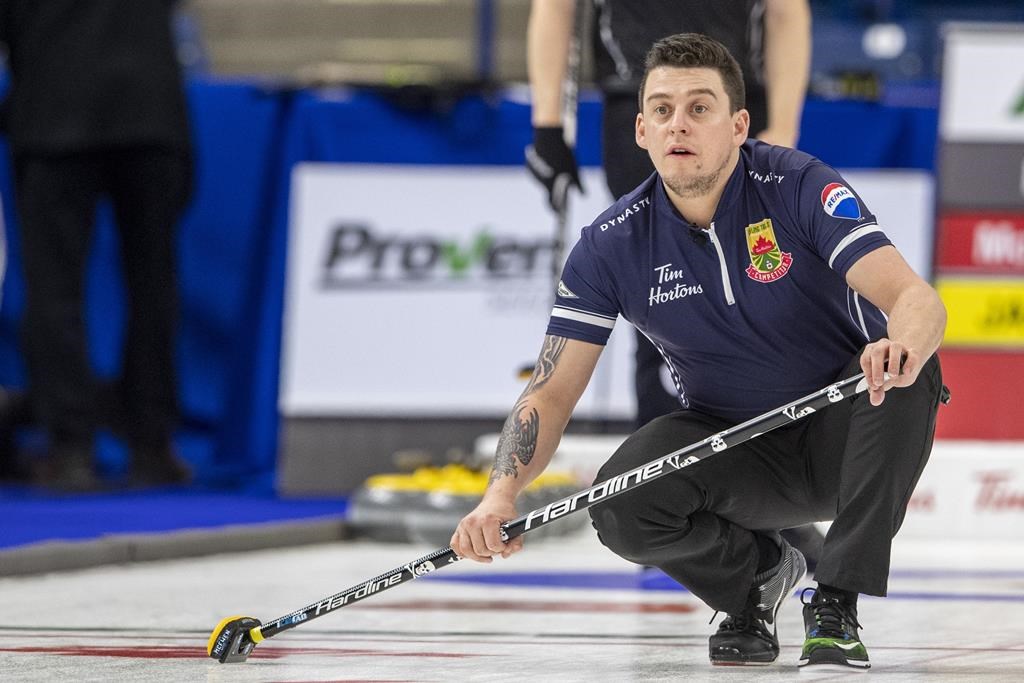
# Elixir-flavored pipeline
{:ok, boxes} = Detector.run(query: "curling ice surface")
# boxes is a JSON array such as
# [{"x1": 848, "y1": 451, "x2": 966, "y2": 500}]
[{"x1": 1, "y1": 529, "x2": 1023, "y2": 681}]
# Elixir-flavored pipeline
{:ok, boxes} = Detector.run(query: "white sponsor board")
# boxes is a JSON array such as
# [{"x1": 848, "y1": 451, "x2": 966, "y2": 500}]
[
  {"x1": 280, "y1": 164, "x2": 635, "y2": 417},
  {"x1": 841, "y1": 170, "x2": 933, "y2": 278},
  {"x1": 281, "y1": 164, "x2": 932, "y2": 417},
  {"x1": 896, "y1": 441, "x2": 1024, "y2": 540},
  {"x1": 940, "y1": 24, "x2": 1024, "y2": 142}
]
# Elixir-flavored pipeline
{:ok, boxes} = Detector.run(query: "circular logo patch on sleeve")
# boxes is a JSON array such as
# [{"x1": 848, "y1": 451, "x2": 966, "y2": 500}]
[{"x1": 821, "y1": 182, "x2": 861, "y2": 220}]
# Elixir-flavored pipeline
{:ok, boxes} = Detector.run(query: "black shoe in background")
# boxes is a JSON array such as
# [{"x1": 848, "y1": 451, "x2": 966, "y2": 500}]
[
  {"x1": 35, "y1": 445, "x2": 103, "y2": 493},
  {"x1": 127, "y1": 446, "x2": 193, "y2": 488}
]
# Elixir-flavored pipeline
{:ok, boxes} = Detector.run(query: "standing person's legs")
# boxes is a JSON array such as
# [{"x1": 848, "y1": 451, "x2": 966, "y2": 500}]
[
  {"x1": 105, "y1": 146, "x2": 193, "y2": 482},
  {"x1": 601, "y1": 93, "x2": 655, "y2": 199},
  {"x1": 13, "y1": 153, "x2": 103, "y2": 488}
]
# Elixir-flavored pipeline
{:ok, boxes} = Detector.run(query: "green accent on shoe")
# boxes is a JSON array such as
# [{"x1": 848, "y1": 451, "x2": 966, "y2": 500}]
[
  {"x1": 800, "y1": 636, "x2": 870, "y2": 664},
  {"x1": 799, "y1": 587, "x2": 870, "y2": 670}
]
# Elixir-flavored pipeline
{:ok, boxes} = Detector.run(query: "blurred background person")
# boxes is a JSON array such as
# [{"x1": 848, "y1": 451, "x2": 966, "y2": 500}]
[{"x1": 0, "y1": 0, "x2": 194, "y2": 491}]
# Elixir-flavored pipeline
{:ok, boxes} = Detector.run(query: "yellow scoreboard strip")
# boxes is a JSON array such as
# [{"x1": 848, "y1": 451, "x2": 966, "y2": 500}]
[{"x1": 937, "y1": 278, "x2": 1024, "y2": 348}]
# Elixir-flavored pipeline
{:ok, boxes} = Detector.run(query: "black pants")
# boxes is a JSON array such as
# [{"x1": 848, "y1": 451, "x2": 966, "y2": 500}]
[
  {"x1": 588, "y1": 353, "x2": 943, "y2": 614},
  {"x1": 13, "y1": 147, "x2": 192, "y2": 451}
]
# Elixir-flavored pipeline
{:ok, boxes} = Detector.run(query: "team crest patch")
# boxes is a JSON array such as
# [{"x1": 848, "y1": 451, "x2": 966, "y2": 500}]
[
  {"x1": 821, "y1": 182, "x2": 861, "y2": 220},
  {"x1": 745, "y1": 219, "x2": 793, "y2": 283}
]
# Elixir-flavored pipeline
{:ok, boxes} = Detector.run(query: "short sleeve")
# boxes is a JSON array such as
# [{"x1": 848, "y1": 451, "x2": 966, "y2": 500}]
[
  {"x1": 545, "y1": 229, "x2": 620, "y2": 345},
  {"x1": 795, "y1": 163, "x2": 892, "y2": 278}
]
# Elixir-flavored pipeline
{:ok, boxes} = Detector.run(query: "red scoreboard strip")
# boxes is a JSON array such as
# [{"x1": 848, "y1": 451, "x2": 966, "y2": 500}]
[
  {"x1": 935, "y1": 349, "x2": 1024, "y2": 440},
  {"x1": 936, "y1": 212, "x2": 1024, "y2": 274}
]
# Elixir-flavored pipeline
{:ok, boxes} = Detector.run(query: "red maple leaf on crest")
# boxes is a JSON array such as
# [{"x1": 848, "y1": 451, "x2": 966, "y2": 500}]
[{"x1": 752, "y1": 235, "x2": 776, "y2": 255}]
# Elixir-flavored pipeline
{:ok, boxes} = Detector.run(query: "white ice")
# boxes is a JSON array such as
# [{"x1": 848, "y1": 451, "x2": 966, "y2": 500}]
[{"x1": 1, "y1": 525, "x2": 1023, "y2": 682}]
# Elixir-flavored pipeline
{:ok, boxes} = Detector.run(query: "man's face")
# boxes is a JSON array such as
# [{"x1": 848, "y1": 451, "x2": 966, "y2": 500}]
[{"x1": 636, "y1": 66, "x2": 749, "y2": 200}]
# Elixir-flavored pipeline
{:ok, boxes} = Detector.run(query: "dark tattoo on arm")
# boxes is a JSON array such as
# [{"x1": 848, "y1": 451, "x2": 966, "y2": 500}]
[
  {"x1": 489, "y1": 399, "x2": 540, "y2": 484},
  {"x1": 488, "y1": 336, "x2": 567, "y2": 485},
  {"x1": 524, "y1": 335, "x2": 567, "y2": 396}
]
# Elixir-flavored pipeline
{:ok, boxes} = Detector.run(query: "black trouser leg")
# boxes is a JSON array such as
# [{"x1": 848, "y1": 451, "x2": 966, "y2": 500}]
[
  {"x1": 589, "y1": 353, "x2": 943, "y2": 611},
  {"x1": 13, "y1": 154, "x2": 102, "y2": 449},
  {"x1": 589, "y1": 410, "x2": 812, "y2": 615},
  {"x1": 601, "y1": 94, "x2": 655, "y2": 200},
  {"x1": 810, "y1": 354, "x2": 943, "y2": 596},
  {"x1": 105, "y1": 147, "x2": 192, "y2": 449}
]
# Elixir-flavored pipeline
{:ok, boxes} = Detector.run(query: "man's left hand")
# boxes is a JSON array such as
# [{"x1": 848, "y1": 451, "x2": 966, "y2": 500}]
[{"x1": 860, "y1": 339, "x2": 921, "y2": 406}]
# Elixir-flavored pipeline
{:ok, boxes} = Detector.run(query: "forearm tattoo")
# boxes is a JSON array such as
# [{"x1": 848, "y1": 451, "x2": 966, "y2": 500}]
[
  {"x1": 490, "y1": 400, "x2": 540, "y2": 483},
  {"x1": 524, "y1": 335, "x2": 567, "y2": 395},
  {"x1": 489, "y1": 336, "x2": 567, "y2": 484}
]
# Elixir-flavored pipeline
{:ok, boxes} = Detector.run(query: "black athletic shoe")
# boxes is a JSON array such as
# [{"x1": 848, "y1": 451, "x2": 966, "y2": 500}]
[
  {"x1": 709, "y1": 537, "x2": 807, "y2": 665},
  {"x1": 709, "y1": 609, "x2": 779, "y2": 666},
  {"x1": 799, "y1": 587, "x2": 870, "y2": 671}
]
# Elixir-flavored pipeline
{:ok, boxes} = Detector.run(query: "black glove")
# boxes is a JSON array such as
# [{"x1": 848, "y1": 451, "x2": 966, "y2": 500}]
[{"x1": 525, "y1": 126, "x2": 584, "y2": 212}]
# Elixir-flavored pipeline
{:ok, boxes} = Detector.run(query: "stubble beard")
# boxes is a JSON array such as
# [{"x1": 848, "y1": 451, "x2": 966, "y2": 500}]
[
  {"x1": 662, "y1": 152, "x2": 731, "y2": 199},
  {"x1": 663, "y1": 168, "x2": 721, "y2": 199}
]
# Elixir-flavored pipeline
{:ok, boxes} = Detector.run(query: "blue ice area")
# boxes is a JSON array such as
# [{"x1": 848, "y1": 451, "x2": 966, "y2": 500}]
[
  {"x1": 0, "y1": 488, "x2": 347, "y2": 549},
  {"x1": 425, "y1": 568, "x2": 1024, "y2": 602}
]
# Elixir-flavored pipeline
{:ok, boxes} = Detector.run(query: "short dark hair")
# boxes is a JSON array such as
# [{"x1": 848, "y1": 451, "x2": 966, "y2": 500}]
[{"x1": 638, "y1": 33, "x2": 746, "y2": 114}]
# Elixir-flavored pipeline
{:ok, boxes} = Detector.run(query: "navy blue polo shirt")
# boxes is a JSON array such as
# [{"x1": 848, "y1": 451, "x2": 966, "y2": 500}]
[{"x1": 547, "y1": 140, "x2": 891, "y2": 422}]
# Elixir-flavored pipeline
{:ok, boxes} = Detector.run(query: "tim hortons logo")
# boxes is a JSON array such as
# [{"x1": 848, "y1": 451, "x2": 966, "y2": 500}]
[
  {"x1": 649, "y1": 262, "x2": 704, "y2": 306},
  {"x1": 907, "y1": 489, "x2": 935, "y2": 512},
  {"x1": 975, "y1": 471, "x2": 1024, "y2": 511}
]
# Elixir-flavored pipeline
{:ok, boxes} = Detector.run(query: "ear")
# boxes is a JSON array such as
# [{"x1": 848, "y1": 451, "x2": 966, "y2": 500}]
[
  {"x1": 635, "y1": 112, "x2": 648, "y2": 150},
  {"x1": 733, "y1": 109, "x2": 750, "y2": 144}
]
